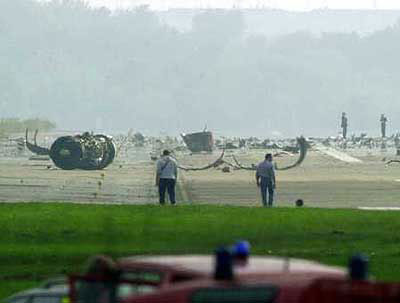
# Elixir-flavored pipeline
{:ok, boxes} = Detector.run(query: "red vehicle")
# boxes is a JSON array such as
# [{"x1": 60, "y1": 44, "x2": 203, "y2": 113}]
[{"x1": 69, "y1": 252, "x2": 400, "y2": 303}]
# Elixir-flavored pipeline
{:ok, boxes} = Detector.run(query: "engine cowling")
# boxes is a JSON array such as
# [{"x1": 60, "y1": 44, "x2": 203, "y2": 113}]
[{"x1": 49, "y1": 133, "x2": 116, "y2": 170}]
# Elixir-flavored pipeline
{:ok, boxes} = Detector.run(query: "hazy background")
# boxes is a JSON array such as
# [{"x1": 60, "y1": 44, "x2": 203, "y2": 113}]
[{"x1": 2, "y1": 0, "x2": 400, "y2": 137}]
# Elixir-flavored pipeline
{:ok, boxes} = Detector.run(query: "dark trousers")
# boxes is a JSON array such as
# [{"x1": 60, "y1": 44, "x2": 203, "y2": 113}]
[
  {"x1": 260, "y1": 177, "x2": 274, "y2": 207},
  {"x1": 159, "y1": 178, "x2": 176, "y2": 204}
]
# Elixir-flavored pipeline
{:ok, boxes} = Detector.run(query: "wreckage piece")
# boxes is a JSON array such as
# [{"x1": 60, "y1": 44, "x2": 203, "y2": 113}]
[
  {"x1": 49, "y1": 132, "x2": 116, "y2": 170},
  {"x1": 25, "y1": 129, "x2": 50, "y2": 156},
  {"x1": 115, "y1": 129, "x2": 134, "y2": 157},
  {"x1": 181, "y1": 131, "x2": 214, "y2": 153},
  {"x1": 219, "y1": 157, "x2": 241, "y2": 169},
  {"x1": 386, "y1": 159, "x2": 400, "y2": 165},
  {"x1": 232, "y1": 137, "x2": 308, "y2": 171},
  {"x1": 276, "y1": 136, "x2": 308, "y2": 170},
  {"x1": 177, "y1": 150, "x2": 225, "y2": 171},
  {"x1": 231, "y1": 155, "x2": 256, "y2": 170},
  {"x1": 92, "y1": 134, "x2": 116, "y2": 169}
]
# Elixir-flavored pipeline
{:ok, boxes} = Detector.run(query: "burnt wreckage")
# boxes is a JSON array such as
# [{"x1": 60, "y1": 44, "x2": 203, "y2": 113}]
[
  {"x1": 26, "y1": 130, "x2": 116, "y2": 170},
  {"x1": 178, "y1": 137, "x2": 308, "y2": 171},
  {"x1": 232, "y1": 137, "x2": 308, "y2": 171},
  {"x1": 181, "y1": 131, "x2": 214, "y2": 153}
]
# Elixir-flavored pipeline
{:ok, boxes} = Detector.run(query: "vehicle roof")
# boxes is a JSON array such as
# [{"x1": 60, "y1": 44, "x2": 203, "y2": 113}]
[
  {"x1": 39, "y1": 276, "x2": 67, "y2": 289},
  {"x1": 6, "y1": 286, "x2": 68, "y2": 300},
  {"x1": 118, "y1": 256, "x2": 347, "y2": 303},
  {"x1": 118, "y1": 255, "x2": 345, "y2": 276}
]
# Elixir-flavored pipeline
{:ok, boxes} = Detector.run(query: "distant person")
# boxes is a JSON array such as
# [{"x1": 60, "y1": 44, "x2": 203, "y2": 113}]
[
  {"x1": 341, "y1": 112, "x2": 348, "y2": 139},
  {"x1": 256, "y1": 153, "x2": 276, "y2": 207},
  {"x1": 380, "y1": 114, "x2": 388, "y2": 138},
  {"x1": 395, "y1": 134, "x2": 400, "y2": 147},
  {"x1": 156, "y1": 150, "x2": 178, "y2": 205},
  {"x1": 395, "y1": 134, "x2": 400, "y2": 156}
]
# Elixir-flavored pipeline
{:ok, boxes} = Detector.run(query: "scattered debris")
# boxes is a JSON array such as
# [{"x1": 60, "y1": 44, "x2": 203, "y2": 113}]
[
  {"x1": 177, "y1": 150, "x2": 225, "y2": 171},
  {"x1": 386, "y1": 159, "x2": 400, "y2": 165},
  {"x1": 150, "y1": 154, "x2": 158, "y2": 161},
  {"x1": 25, "y1": 129, "x2": 50, "y2": 155},
  {"x1": 29, "y1": 155, "x2": 50, "y2": 161},
  {"x1": 231, "y1": 137, "x2": 308, "y2": 171},
  {"x1": 221, "y1": 166, "x2": 231, "y2": 173}
]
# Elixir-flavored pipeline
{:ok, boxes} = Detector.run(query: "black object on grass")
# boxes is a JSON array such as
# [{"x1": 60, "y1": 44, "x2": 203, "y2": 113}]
[{"x1": 295, "y1": 199, "x2": 304, "y2": 207}]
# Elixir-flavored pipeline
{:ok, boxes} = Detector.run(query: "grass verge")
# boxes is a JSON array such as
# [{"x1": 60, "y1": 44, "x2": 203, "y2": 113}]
[{"x1": 1, "y1": 203, "x2": 400, "y2": 298}]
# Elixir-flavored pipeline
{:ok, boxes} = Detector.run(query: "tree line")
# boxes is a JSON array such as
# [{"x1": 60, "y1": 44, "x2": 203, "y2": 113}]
[{"x1": 1, "y1": 0, "x2": 400, "y2": 137}]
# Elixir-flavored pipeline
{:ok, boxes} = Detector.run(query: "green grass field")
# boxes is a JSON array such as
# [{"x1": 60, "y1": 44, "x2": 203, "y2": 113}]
[{"x1": 2, "y1": 203, "x2": 400, "y2": 299}]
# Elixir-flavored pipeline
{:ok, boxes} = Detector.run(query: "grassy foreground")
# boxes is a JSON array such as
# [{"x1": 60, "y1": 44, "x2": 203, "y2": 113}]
[{"x1": 1, "y1": 203, "x2": 400, "y2": 298}]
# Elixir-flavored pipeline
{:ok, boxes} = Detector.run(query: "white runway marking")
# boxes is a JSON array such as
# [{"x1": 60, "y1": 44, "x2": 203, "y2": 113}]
[
  {"x1": 358, "y1": 207, "x2": 400, "y2": 211},
  {"x1": 315, "y1": 145, "x2": 362, "y2": 163}
]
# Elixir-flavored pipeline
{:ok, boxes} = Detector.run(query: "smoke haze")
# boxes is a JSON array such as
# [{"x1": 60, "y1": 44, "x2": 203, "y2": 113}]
[{"x1": 2, "y1": 1, "x2": 400, "y2": 137}]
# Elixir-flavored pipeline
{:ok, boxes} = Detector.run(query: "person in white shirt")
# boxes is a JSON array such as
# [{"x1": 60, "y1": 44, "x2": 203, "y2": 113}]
[
  {"x1": 156, "y1": 150, "x2": 178, "y2": 205},
  {"x1": 255, "y1": 153, "x2": 276, "y2": 207}
]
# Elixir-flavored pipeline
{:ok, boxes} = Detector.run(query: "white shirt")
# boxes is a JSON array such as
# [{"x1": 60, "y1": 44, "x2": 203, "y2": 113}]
[
  {"x1": 156, "y1": 156, "x2": 178, "y2": 179},
  {"x1": 256, "y1": 160, "x2": 275, "y2": 180}
]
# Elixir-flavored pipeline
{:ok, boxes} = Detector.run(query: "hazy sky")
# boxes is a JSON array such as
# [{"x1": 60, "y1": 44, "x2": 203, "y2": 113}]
[{"x1": 84, "y1": 0, "x2": 400, "y2": 10}]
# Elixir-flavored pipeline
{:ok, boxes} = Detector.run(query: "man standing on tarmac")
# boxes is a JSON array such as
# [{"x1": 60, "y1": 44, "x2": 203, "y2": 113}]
[
  {"x1": 256, "y1": 153, "x2": 276, "y2": 207},
  {"x1": 156, "y1": 150, "x2": 178, "y2": 205}
]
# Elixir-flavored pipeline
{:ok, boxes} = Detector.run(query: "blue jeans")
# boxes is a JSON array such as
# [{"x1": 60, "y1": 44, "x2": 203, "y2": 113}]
[
  {"x1": 260, "y1": 177, "x2": 274, "y2": 207},
  {"x1": 159, "y1": 178, "x2": 176, "y2": 204}
]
